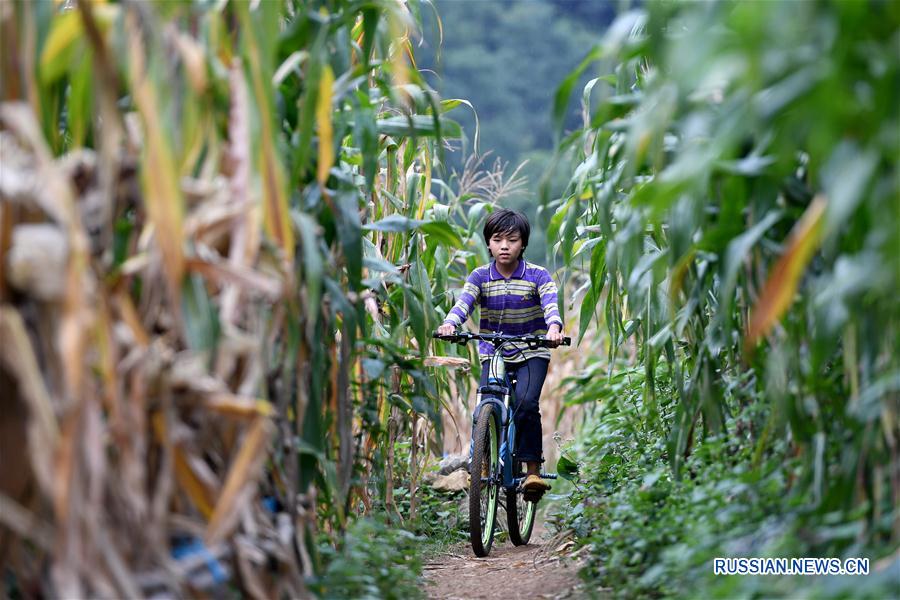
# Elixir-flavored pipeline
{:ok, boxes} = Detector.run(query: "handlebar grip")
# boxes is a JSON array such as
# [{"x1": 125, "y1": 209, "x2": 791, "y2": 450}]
[{"x1": 433, "y1": 331, "x2": 468, "y2": 344}]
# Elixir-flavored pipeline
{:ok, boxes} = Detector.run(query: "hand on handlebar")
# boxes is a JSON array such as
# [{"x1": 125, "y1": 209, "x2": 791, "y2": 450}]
[
  {"x1": 437, "y1": 323, "x2": 457, "y2": 337},
  {"x1": 545, "y1": 324, "x2": 564, "y2": 348}
]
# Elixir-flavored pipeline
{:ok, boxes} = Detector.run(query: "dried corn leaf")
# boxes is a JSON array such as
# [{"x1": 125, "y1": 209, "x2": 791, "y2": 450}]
[
  {"x1": 0, "y1": 308, "x2": 59, "y2": 496},
  {"x1": 205, "y1": 394, "x2": 275, "y2": 419},
  {"x1": 151, "y1": 412, "x2": 217, "y2": 519},
  {"x1": 172, "y1": 29, "x2": 208, "y2": 94},
  {"x1": 205, "y1": 416, "x2": 273, "y2": 546},
  {"x1": 0, "y1": 104, "x2": 70, "y2": 223},
  {"x1": 126, "y1": 13, "x2": 185, "y2": 304},
  {"x1": 0, "y1": 492, "x2": 55, "y2": 553},
  {"x1": 185, "y1": 257, "x2": 281, "y2": 300},
  {"x1": 746, "y1": 195, "x2": 826, "y2": 349},
  {"x1": 424, "y1": 356, "x2": 470, "y2": 368},
  {"x1": 0, "y1": 104, "x2": 94, "y2": 400},
  {"x1": 238, "y1": 4, "x2": 294, "y2": 264},
  {"x1": 220, "y1": 60, "x2": 254, "y2": 328},
  {"x1": 114, "y1": 291, "x2": 150, "y2": 347}
]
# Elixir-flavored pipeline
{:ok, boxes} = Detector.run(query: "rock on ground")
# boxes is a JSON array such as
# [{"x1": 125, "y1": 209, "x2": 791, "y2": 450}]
[{"x1": 430, "y1": 470, "x2": 470, "y2": 492}]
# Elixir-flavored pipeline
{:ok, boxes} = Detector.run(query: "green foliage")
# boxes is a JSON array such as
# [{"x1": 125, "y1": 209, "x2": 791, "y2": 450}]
[
  {"x1": 312, "y1": 517, "x2": 425, "y2": 600},
  {"x1": 545, "y1": 0, "x2": 900, "y2": 596},
  {"x1": 384, "y1": 439, "x2": 470, "y2": 551},
  {"x1": 556, "y1": 453, "x2": 580, "y2": 482},
  {"x1": 554, "y1": 365, "x2": 899, "y2": 599}
]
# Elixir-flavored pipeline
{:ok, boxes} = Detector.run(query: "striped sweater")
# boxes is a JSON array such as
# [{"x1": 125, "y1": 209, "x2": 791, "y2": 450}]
[{"x1": 442, "y1": 260, "x2": 563, "y2": 363}]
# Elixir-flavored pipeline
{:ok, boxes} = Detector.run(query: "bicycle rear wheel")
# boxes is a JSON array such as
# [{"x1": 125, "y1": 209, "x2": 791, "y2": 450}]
[
  {"x1": 469, "y1": 404, "x2": 500, "y2": 557},
  {"x1": 506, "y1": 460, "x2": 537, "y2": 545}
]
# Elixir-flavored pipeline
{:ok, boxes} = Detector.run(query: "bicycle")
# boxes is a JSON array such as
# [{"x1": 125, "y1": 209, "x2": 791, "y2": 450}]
[{"x1": 432, "y1": 331, "x2": 571, "y2": 557}]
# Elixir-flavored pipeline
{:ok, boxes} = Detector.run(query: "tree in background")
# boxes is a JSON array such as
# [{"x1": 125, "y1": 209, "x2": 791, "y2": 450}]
[{"x1": 418, "y1": 0, "x2": 616, "y2": 265}]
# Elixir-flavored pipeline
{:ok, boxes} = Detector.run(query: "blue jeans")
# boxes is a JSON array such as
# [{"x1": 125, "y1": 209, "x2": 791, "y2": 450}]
[{"x1": 478, "y1": 357, "x2": 549, "y2": 463}]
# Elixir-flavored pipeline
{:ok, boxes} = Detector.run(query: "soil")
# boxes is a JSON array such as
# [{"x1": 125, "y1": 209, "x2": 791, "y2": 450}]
[{"x1": 423, "y1": 517, "x2": 596, "y2": 600}]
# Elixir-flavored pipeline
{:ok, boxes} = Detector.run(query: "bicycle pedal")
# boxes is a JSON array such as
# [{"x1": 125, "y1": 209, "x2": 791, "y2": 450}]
[{"x1": 522, "y1": 489, "x2": 544, "y2": 502}]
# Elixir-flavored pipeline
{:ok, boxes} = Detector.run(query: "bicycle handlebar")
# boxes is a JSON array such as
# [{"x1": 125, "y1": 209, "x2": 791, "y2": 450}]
[{"x1": 432, "y1": 331, "x2": 571, "y2": 347}]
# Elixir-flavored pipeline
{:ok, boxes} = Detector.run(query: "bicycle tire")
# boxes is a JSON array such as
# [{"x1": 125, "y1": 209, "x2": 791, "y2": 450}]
[
  {"x1": 506, "y1": 460, "x2": 537, "y2": 545},
  {"x1": 469, "y1": 404, "x2": 499, "y2": 557}
]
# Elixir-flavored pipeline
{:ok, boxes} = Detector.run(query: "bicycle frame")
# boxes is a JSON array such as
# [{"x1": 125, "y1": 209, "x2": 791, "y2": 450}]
[
  {"x1": 474, "y1": 351, "x2": 518, "y2": 490},
  {"x1": 461, "y1": 333, "x2": 569, "y2": 490}
]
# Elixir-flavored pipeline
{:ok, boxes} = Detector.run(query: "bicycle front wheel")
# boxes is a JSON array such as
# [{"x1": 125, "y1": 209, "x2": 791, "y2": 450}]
[
  {"x1": 469, "y1": 404, "x2": 500, "y2": 557},
  {"x1": 507, "y1": 460, "x2": 537, "y2": 545}
]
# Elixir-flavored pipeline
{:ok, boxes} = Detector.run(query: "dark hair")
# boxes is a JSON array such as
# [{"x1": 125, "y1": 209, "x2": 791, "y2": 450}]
[{"x1": 483, "y1": 208, "x2": 530, "y2": 257}]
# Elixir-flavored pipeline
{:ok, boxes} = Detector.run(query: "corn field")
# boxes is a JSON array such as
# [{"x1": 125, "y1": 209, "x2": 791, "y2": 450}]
[{"x1": 1, "y1": 0, "x2": 898, "y2": 598}]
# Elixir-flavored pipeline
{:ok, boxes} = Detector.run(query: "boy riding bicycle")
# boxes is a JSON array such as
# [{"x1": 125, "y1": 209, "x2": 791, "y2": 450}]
[{"x1": 437, "y1": 208, "x2": 564, "y2": 494}]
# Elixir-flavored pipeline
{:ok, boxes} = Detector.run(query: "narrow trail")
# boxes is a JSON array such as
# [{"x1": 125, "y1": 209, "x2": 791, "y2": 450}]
[{"x1": 423, "y1": 517, "x2": 592, "y2": 599}]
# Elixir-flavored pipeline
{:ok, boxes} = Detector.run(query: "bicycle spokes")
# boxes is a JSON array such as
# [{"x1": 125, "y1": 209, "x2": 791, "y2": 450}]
[
  {"x1": 469, "y1": 405, "x2": 499, "y2": 557},
  {"x1": 507, "y1": 460, "x2": 537, "y2": 546}
]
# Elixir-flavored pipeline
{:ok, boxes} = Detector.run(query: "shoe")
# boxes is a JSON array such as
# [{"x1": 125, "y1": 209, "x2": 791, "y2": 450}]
[{"x1": 522, "y1": 474, "x2": 551, "y2": 492}]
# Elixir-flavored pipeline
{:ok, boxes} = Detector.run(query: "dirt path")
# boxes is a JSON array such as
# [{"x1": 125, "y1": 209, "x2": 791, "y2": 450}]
[{"x1": 423, "y1": 518, "x2": 590, "y2": 599}]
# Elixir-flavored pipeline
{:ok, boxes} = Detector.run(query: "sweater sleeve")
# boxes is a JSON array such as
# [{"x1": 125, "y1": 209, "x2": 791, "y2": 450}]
[
  {"x1": 442, "y1": 268, "x2": 482, "y2": 327},
  {"x1": 537, "y1": 269, "x2": 563, "y2": 328}
]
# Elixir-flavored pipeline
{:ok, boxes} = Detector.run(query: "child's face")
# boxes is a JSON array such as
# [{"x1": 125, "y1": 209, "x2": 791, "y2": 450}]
[{"x1": 488, "y1": 230, "x2": 524, "y2": 267}]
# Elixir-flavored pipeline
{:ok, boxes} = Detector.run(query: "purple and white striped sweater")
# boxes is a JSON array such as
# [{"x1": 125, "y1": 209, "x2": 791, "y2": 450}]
[{"x1": 442, "y1": 260, "x2": 563, "y2": 362}]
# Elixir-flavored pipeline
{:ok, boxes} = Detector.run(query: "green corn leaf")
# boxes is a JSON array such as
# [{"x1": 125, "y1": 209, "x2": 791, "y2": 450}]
[
  {"x1": 419, "y1": 221, "x2": 464, "y2": 249},
  {"x1": 364, "y1": 215, "x2": 425, "y2": 232},
  {"x1": 556, "y1": 454, "x2": 580, "y2": 482},
  {"x1": 375, "y1": 115, "x2": 462, "y2": 138},
  {"x1": 552, "y1": 45, "x2": 603, "y2": 138}
]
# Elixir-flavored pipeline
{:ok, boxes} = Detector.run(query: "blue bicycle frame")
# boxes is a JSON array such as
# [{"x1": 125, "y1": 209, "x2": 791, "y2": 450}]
[
  {"x1": 435, "y1": 330, "x2": 571, "y2": 556},
  {"x1": 466, "y1": 334, "x2": 566, "y2": 490}
]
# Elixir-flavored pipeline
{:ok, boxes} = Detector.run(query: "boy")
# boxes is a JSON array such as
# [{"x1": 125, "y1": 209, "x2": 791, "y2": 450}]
[{"x1": 437, "y1": 208, "x2": 564, "y2": 493}]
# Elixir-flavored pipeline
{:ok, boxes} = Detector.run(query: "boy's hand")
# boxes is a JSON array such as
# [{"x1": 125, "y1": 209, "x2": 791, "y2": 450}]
[
  {"x1": 437, "y1": 323, "x2": 457, "y2": 337},
  {"x1": 546, "y1": 324, "x2": 564, "y2": 347}
]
